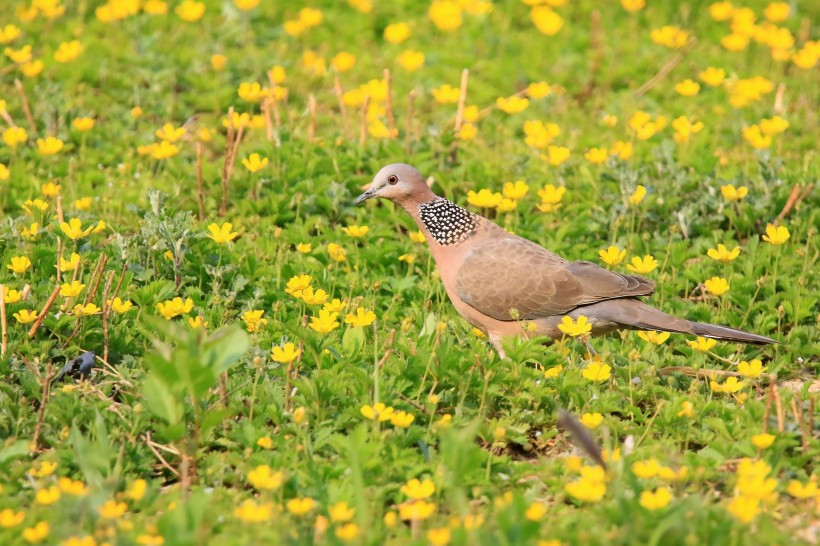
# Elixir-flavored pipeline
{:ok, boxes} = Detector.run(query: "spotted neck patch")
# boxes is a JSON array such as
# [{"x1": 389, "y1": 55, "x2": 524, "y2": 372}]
[{"x1": 417, "y1": 198, "x2": 478, "y2": 246}]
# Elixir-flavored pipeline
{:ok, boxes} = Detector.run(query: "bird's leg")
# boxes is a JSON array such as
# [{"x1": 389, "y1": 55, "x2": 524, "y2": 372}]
[{"x1": 488, "y1": 333, "x2": 507, "y2": 359}]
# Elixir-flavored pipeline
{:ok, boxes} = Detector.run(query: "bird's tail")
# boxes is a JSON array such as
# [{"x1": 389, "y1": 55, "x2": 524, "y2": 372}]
[{"x1": 588, "y1": 299, "x2": 776, "y2": 345}]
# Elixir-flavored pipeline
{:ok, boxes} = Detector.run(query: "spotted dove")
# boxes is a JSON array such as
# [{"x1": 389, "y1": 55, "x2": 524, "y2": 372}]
[{"x1": 355, "y1": 163, "x2": 775, "y2": 356}]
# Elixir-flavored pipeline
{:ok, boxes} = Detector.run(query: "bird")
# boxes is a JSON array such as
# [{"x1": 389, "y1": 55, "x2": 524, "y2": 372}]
[{"x1": 355, "y1": 163, "x2": 775, "y2": 357}]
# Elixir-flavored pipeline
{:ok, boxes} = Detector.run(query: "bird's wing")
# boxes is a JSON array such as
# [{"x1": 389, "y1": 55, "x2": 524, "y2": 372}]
[{"x1": 455, "y1": 237, "x2": 655, "y2": 321}]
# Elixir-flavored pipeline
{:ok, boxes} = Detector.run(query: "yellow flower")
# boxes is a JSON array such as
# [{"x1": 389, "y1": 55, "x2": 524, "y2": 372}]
[
  {"x1": 234, "y1": 0, "x2": 259, "y2": 10},
  {"x1": 598, "y1": 245, "x2": 625, "y2": 266},
  {"x1": 688, "y1": 336, "x2": 717, "y2": 352},
  {"x1": 640, "y1": 487, "x2": 672, "y2": 510},
  {"x1": 151, "y1": 140, "x2": 179, "y2": 159},
  {"x1": 42, "y1": 181, "x2": 62, "y2": 197},
  {"x1": 256, "y1": 436, "x2": 273, "y2": 449},
  {"x1": 525, "y1": 502, "x2": 547, "y2": 521},
  {"x1": 296, "y1": 243, "x2": 312, "y2": 253},
  {"x1": 360, "y1": 402, "x2": 395, "y2": 422},
  {"x1": 467, "y1": 189, "x2": 503, "y2": 208},
  {"x1": 335, "y1": 523, "x2": 359, "y2": 541},
  {"x1": 176, "y1": 0, "x2": 205, "y2": 22},
  {"x1": 4, "y1": 44, "x2": 32, "y2": 63},
  {"x1": 21, "y1": 224, "x2": 40, "y2": 238},
  {"x1": 409, "y1": 230, "x2": 426, "y2": 244},
  {"x1": 125, "y1": 479, "x2": 147, "y2": 501},
  {"x1": 764, "y1": 2, "x2": 789, "y2": 22},
  {"x1": 727, "y1": 495, "x2": 759, "y2": 523},
  {"x1": 457, "y1": 123, "x2": 477, "y2": 140},
  {"x1": 384, "y1": 22, "x2": 411, "y2": 43},
  {"x1": 703, "y1": 276, "x2": 729, "y2": 296},
  {"x1": 582, "y1": 361, "x2": 611, "y2": 382},
  {"x1": 496, "y1": 96, "x2": 529, "y2": 114},
  {"x1": 792, "y1": 47, "x2": 817, "y2": 69},
  {"x1": 35, "y1": 486, "x2": 61, "y2": 505},
  {"x1": 786, "y1": 480, "x2": 819, "y2": 499},
  {"x1": 247, "y1": 465, "x2": 284, "y2": 490},
  {"x1": 523, "y1": 120, "x2": 560, "y2": 148},
  {"x1": 699, "y1": 67, "x2": 726, "y2": 87},
  {"x1": 37, "y1": 136, "x2": 64, "y2": 155},
  {"x1": 742, "y1": 125, "x2": 771, "y2": 149},
  {"x1": 632, "y1": 458, "x2": 662, "y2": 478},
  {"x1": 206, "y1": 222, "x2": 239, "y2": 244},
  {"x1": 496, "y1": 198, "x2": 517, "y2": 212},
  {"x1": 527, "y1": 81, "x2": 551, "y2": 99},
  {"x1": 60, "y1": 280, "x2": 86, "y2": 298},
  {"x1": 0, "y1": 24, "x2": 21, "y2": 44},
  {"x1": 544, "y1": 365, "x2": 563, "y2": 378},
  {"x1": 558, "y1": 315, "x2": 592, "y2": 337},
  {"x1": 637, "y1": 330, "x2": 671, "y2": 345},
  {"x1": 672, "y1": 116, "x2": 704, "y2": 144},
  {"x1": 287, "y1": 497, "x2": 316, "y2": 516},
  {"x1": 710, "y1": 376, "x2": 744, "y2": 393},
  {"x1": 584, "y1": 147, "x2": 609, "y2": 164},
  {"x1": 399, "y1": 500, "x2": 436, "y2": 520},
  {"x1": 580, "y1": 412, "x2": 603, "y2": 429},
  {"x1": 427, "y1": 527, "x2": 451, "y2": 546},
  {"x1": 60, "y1": 218, "x2": 92, "y2": 240},
  {"x1": 628, "y1": 185, "x2": 647, "y2": 205},
  {"x1": 502, "y1": 180, "x2": 529, "y2": 200},
  {"x1": 155, "y1": 297, "x2": 194, "y2": 319},
  {"x1": 610, "y1": 140, "x2": 633, "y2": 160},
  {"x1": 762, "y1": 224, "x2": 789, "y2": 245},
  {"x1": 677, "y1": 400, "x2": 695, "y2": 418},
  {"x1": 759, "y1": 116, "x2": 788, "y2": 136},
  {"x1": 22, "y1": 521, "x2": 50, "y2": 543},
  {"x1": 328, "y1": 501, "x2": 355, "y2": 523},
  {"x1": 531, "y1": 6, "x2": 563, "y2": 35},
  {"x1": 650, "y1": 25, "x2": 689, "y2": 49},
  {"x1": 155, "y1": 123, "x2": 186, "y2": 142},
  {"x1": 328, "y1": 243, "x2": 347, "y2": 262},
  {"x1": 54, "y1": 40, "x2": 84, "y2": 63},
  {"x1": 237, "y1": 82, "x2": 266, "y2": 103},
  {"x1": 707, "y1": 244, "x2": 740, "y2": 263},
  {"x1": 58, "y1": 253, "x2": 80, "y2": 273},
  {"x1": 720, "y1": 184, "x2": 748, "y2": 202},
  {"x1": 188, "y1": 315, "x2": 206, "y2": 329},
  {"x1": 626, "y1": 255, "x2": 658, "y2": 274},
  {"x1": 620, "y1": 0, "x2": 645, "y2": 12},
  {"x1": 722, "y1": 33, "x2": 749, "y2": 51},
  {"x1": 271, "y1": 342, "x2": 301, "y2": 363},
  {"x1": 341, "y1": 225, "x2": 369, "y2": 238},
  {"x1": 429, "y1": 1, "x2": 462, "y2": 31},
  {"x1": 674, "y1": 79, "x2": 700, "y2": 96},
  {"x1": 210, "y1": 53, "x2": 227, "y2": 71},
  {"x1": 107, "y1": 297, "x2": 133, "y2": 313},
  {"x1": 309, "y1": 310, "x2": 340, "y2": 334},
  {"x1": 331, "y1": 51, "x2": 356, "y2": 72},
  {"x1": 14, "y1": 309, "x2": 38, "y2": 323},
  {"x1": 751, "y1": 433, "x2": 775, "y2": 449},
  {"x1": 285, "y1": 274, "x2": 312, "y2": 298},
  {"x1": 0, "y1": 163, "x2": 8, "y2": 181},
  {"x1": 737, "y1": 359, "x2": 766, "y2": 378},
  {"x1": 74, "y1": 302, "x2": 100, "y2": 317},
  {"x1": 7, "y1": 256, "x2": 32, "y2": 274},
  {"x1": 709, "y1": 1, "x2": 734, "y2": 21},
  {"x1": 390, "y1": 410, "x2": 415, "y2": 428},
  {"x1": 0, "y1": 508, "x2": 25, "y2": 527},
  {"x1": 233, "y1": 500, "x2": 273, "y2": 523},
  {"x1": 401, "y1": 478, "x2": 435, "y2": 500},
  {"x1": 432, "y1": 84, "x2": 460, "y2": 104},
  {"x1": 565, "y1": 472, "x2": 607, "y2": 502},
  {"x1": 241, "y1": 310, "x2": 267, "y2": 332},
  {"x1": 3, "y1": 126, "x2": 28, "y2": 147},
  {"x1": 99, "y1": 500, "x2": 127, "y2": 519},
  {"x1": 2, "y1": 286, "x2": 22, "y2": 303},
  {"x1": 74, "y1": 197, "x2": 92, "y2": 210},
  {"x1": 71, "y1": 117, "x2": 95, "y2": 132},
  {"x1": 396, "y1": 49, "x2": 424, "y2": 72},
  {"x1": 542, "y1": 145, "x2": 570, "y2": 166},
  {"x1": 344, "y1": 307, "x2": 376, "y2": 327}
]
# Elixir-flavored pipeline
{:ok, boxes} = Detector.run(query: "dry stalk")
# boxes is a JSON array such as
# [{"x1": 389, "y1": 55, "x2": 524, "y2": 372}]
[
  {"x1": 0, "y1": 284, "x2": 7, "y2": 356},
  {"x1": 634, "y1": 40, "x2": 697, "y2": 97},
  {"x1": 28, "y1": 284, "x2": 61, "y2": 338},
  {"x1": 384, "y1": 68, "x2": 396, "y2": 138},
  {"x1": 308, "y1": 94, "x2": 317, "y2": 141},
  {"x1": 31, "y1": 363, "x2": 56, "y2": 452},
  {"x1": 359, "y1": 95, "x2": 370, "y2": 147},
  {"x1": 196, "y1": 142, "x2": 205, "y2": 221},
  {"x1": 14, "y1": 78, "x2": 38, "y2": 137},
  {"x1": 334, "y1": 74, "x2": 348, "y2": 139}
]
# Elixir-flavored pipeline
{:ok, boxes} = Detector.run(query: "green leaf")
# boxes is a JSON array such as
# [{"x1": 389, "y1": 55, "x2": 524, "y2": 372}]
[
  {"x1": 342, "y1": 326, "x2": 365, "y2": 355},
  {"x1": 143, "y1": 373, "x2": 183, "y2": 426}
]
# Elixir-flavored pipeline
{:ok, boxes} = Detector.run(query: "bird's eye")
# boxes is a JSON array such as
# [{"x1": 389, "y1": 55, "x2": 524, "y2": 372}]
[{"x1": 387, "y1": 174, "x2": 399, "y2": 185}]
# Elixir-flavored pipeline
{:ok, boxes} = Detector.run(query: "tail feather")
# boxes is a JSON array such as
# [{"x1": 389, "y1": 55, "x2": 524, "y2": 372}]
[{"x1": 582, "y1": 299, "x2": 777, "y2": 345}]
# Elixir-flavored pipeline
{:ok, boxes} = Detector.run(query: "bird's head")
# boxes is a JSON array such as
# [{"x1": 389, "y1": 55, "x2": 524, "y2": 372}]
[{"x1": 354, "y1": 163, "x2": 432, "y2": 206}]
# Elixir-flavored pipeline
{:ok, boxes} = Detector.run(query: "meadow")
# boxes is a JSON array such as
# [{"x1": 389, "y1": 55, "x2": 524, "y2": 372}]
[{"x1": 0, "y1": 0, "x2": 818, "y2": 544}]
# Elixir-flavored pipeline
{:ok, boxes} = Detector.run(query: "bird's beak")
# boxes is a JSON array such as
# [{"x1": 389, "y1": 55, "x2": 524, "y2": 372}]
[{"x1": 354, "y1": 186, "x2": 377, "y2": 205}]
